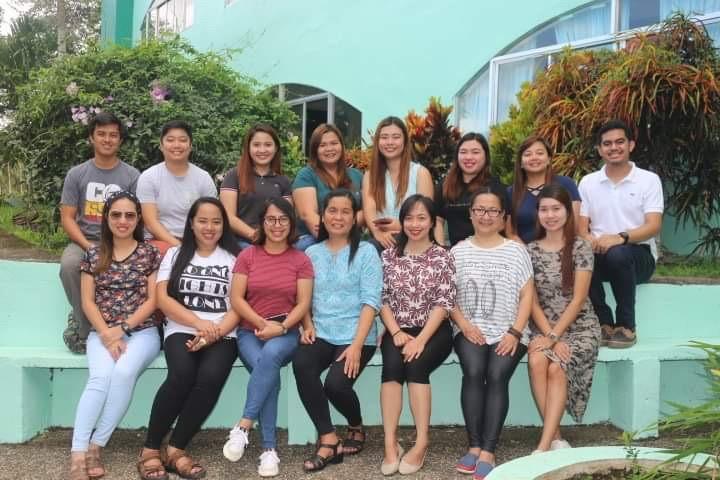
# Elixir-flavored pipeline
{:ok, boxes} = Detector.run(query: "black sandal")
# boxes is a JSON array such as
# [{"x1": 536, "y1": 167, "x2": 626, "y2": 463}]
[
  {"x1": 343, "y1": 425, "x2": 365, "y2": 455},
  {"x1": 303, "y1": 440, "x2": 344, "y2": 472}
]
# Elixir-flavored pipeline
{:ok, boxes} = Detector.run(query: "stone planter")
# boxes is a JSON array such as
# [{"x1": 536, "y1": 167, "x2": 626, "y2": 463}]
[{"x1": 486, "y1": 446, "x2": 715, "y2": 480}]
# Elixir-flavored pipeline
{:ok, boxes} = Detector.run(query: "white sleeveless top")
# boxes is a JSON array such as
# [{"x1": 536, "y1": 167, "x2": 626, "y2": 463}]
[{"x1": 377, "y1": 162, "x2": 421, "y2": 219}]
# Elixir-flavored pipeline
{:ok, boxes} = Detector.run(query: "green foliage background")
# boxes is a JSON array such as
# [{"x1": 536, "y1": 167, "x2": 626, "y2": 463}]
[{"x1": 0, "y1": 38, "x2": 298, "y2": 207}]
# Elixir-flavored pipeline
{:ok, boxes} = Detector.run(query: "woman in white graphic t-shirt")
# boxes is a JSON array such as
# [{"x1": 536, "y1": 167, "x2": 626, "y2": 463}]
[{"x1": 449, "y1": 186, "x2": 534, "y2": 479}]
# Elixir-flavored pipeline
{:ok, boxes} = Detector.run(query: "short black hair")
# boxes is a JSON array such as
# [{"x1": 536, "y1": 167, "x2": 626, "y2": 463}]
[
  {"x1": 596, "y1": 119, "x2": 634, "y2": 145},
  {"x1": 161, "y1": 120, "x2": 193, "y2": 143},
  {"x1": 89, "y1": 112, "x2": 126, "y2": 140}
]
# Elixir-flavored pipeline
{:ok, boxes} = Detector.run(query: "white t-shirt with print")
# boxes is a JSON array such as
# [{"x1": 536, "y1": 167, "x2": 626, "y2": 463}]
[{"x1": 157, "y1": 246, "x2": 237, "y2": 339}]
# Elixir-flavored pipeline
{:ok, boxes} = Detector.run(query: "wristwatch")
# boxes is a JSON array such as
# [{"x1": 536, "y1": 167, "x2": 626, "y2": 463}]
[
  {"x1": 120, "y1": 321, "x2": 133, "y2": 336},
  {"x1": 618, "y1": 231, "x2": 629, "y2": 245},
  {"x1": 546, "y1": 331, "x2": 559, "y2": 343}
]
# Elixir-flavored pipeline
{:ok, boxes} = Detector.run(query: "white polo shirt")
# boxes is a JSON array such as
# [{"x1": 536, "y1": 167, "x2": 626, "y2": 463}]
[{"x1": 578, "y1": 162, "x2": 663, "y2": 259}]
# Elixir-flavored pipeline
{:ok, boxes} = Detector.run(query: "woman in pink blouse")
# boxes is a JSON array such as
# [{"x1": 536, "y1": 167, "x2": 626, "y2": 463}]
[{"x1": 378, "y1": 194, "x2": 456, "y2": 476}]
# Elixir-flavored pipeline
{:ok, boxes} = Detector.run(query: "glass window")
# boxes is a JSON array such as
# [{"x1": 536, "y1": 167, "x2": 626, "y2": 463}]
[
  {"x1": 621, "y1": 0, "x2": 720, "y2": 29},
  {"x1": 457, "y1": 69, "x2": 490, "y2": 134},
  {"x1": 334, "y1": 97, "x2": 362, "y2": 148},
  {"x1": 283, "y1": 84, "x2": 324, "y2": 101},
  {"x1": 496, "y1": 55, "x2": 548, "y2": 123},
  {"x1": 143, "y1": 0, "x2": 193, "y2": 38},
  {"x1": 508, "y1": 0, "x2": 611, "y2": 53}
]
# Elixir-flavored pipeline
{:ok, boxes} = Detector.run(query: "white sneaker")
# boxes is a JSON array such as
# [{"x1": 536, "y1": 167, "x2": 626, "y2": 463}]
[
  {"x1": 258, "y1": 449, "x2": 280, "y2": 477},
  {"x1": 223, "y1": 426, "x2": 249, "y2": 462},
  {"x1": 550, "y1": 439, "x2": 572, "y2": 450}
]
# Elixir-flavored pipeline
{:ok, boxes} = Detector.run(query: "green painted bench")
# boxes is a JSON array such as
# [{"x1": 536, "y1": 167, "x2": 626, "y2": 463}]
[{"x1": 1, "y1": 259, "x2": 717, "y2": 444}]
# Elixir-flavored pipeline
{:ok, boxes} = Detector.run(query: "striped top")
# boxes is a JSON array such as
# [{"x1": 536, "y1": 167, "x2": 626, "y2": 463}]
[{"x1": 451, "y1": 238, "x2": 533, "y2": 345}]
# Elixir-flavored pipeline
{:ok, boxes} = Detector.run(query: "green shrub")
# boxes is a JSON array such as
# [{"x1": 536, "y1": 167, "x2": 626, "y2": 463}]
[{"x1": 0, "y1": 38, "x2": 298, "y2": 207}]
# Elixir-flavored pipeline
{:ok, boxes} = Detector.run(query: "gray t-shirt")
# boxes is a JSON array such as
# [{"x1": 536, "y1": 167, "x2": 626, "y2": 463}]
[
  {"x1": 136, "y1": 162, "x2": 217, "y2": 238},
  {"x1": 60, "y1": 159, "x2": 140, "y2": 241}
]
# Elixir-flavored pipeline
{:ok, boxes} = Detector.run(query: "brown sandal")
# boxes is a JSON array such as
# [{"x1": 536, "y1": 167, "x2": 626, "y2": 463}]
[
  {"x1": 163, "y1": 448, "x2": 206, "y2": 479},
  {"x1": 70, "y1": 459, "x2": 89, "y2": 480},
  {"x1": 137, "y1": 449, "x2": 169, "y2": 480},
  {"x1": 86, "y1": 447, "x2": 105, "y2": 479}
]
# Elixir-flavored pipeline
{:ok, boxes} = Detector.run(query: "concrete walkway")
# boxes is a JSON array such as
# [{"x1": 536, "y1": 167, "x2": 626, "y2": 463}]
[{"x1": 0, "y1": 425, "x2": 683, "y2": 480}]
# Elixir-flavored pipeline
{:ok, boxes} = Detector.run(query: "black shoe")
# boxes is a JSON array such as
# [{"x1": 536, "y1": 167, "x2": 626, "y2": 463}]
[
  {"x1": 303, "y1": 440, "x2": 344, "y2": 472},
  {"x1": 607, "y1": 327, "x2": 637, "y2": 348}
]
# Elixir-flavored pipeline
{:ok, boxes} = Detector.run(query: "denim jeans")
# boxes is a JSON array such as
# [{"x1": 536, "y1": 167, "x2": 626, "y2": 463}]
[
  {"x1": 589, "y1": 244, "x2": 655, "y2": 331},
  {"x1": 71, "y1": 327, "x2": 160, "y2": 451},
  {"x1": 236, "y1": 328, "x2": 299, "y2": 448},
  {"x1": 293, "y1": 234, "x2": 317, "y2": 251}
]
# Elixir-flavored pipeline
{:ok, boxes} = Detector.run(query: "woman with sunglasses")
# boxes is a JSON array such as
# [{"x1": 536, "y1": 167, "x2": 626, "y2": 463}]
[
  {"x1": 138, "y1": 197, "x2": 240, "y2": 480},
  {"x1": 451, "y1": 186, "x2": 533, "y2": 480},
  {"x1": 223, "y1": 198, "x2": 314, "y2": 477},
  {"x1": 70, "y1": 191, "x2": 161, "y2": 480}
]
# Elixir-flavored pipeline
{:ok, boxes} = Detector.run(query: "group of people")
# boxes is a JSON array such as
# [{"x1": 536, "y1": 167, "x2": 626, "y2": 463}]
[{"x1": 60, "y1": 112, "x2": 663, "y2": 480}]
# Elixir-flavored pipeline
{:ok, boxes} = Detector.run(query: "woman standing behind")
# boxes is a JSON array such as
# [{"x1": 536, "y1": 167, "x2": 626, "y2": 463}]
[
  {"x1": 506, "y1": 136, "x2": 580, "y2": 244},
  {"x1": 137, "y1": 121, "x2": 217, "y2": 255},
  {"x1": 527, "y1": 185, "x2": 600, "y2": 454},
  {"x1": 293, "y1": 189, "x2": 382, "y2": 472},
  {"x1": 222, "y1": 198, "x2": 313, "y2": 477},
  {"x1": 451, "y1": 186, "x2": 533, "y2": 480},
  {"x1": 436, "y1": 133, "x2": 505, "y2": 246},
  {"x1": 220, "y1": 124, "x2": 292, "y2": 249},
  {"x1": 379, "y1": 194, "x2": 455, "y2": 476},
  {"x1": 362, "y1": 116, "x2": 434, "y2": 250},
  {"x1": 70, "y1": 191, "x2": 161, "y2": 480},
  {"x1": 292, "y1": 124, "x2": 364, "y2": 251},
  {"x1": 138, "y1": 197, "x2": 240, "y2": 480}
]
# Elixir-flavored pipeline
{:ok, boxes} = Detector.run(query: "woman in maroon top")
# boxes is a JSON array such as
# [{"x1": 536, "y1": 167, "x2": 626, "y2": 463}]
[
  {"x1": 379, "y1": 194, "x2": 456, "y2": 476},
  {"x1": 222, "y1": 197, "x2": 314, "y2": 478}
]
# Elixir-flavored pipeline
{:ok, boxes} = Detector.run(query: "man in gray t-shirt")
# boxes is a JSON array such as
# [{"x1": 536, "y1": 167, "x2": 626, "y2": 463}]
[{"x1": 59, "y1": 113, "x2": 139, "y2": 350}]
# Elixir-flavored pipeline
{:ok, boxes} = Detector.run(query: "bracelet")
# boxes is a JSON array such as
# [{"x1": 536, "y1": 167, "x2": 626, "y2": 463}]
[
  {"x1": 506, "y1": 327, "x2": 522, "y2": 340},
  {"x1": 392, "y1": 329, "x2": 402, "y2": 337},
  {"x1": 120, "y1": 321, "x2": 133, "y2": 336}
]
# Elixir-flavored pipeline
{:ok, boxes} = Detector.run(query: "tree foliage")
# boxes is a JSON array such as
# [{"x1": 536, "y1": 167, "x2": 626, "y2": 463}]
[
  {"x1": 13, "y1": 0, "x2": 101, "y2": 52},
  {"x1": 0, "y1": 39, "x2": 297, "y2": 207},
  {"x1": 490, "y1": 14, "x2": 720, "y2": 235}
]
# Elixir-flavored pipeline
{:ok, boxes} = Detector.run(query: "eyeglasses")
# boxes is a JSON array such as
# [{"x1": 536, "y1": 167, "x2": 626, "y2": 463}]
[
  {"x1": 109, "y1": 211, "x2": 138, "y2": 221},
  {"x1": 264, "y1": 215, "x2": 290, "y2": 226},
  {"x1": 470, "y1": 207, "x2": 503, "y2": 218}
]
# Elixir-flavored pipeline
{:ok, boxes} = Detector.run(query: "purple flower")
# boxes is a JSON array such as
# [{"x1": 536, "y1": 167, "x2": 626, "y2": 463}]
[
  {"x1": 71, "y1": 106, "x2": 89, "y2": 123},
  {"x1": 125, "y1": 121, "x2": 133, "y2": 128},
  {"x1": 104, "y1": 95, "x2": 114, "y2": 103}
]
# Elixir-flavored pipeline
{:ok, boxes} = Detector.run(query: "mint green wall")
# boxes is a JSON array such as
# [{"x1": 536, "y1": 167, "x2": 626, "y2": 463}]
[
  {"x1": 100, "y1": 0, "x2": 135, "y2": 47},
  {"x1": 103, "y1": 0, "x2": 590, "y2": 132}
]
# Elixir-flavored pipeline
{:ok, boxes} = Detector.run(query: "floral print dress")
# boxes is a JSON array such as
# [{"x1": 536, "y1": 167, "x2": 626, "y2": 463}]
[{"x1": 528, "y1": 238, "x2": 601, "y2": 422}]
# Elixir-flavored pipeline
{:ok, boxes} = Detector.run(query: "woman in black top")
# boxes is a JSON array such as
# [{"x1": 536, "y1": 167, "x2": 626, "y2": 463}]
[{"x1": 435, "y1": 133, "x2": 504, "y2": 246}]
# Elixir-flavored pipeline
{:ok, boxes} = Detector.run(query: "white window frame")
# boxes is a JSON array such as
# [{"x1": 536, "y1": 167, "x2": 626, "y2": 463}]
[
  {"x1": 285, "y1": 91, "x2": 336, "y2": 153},
  {"x1": 142, "y1": 0, "x2": 194, "y2": 40},
  {"x1": 457, "y1": 0, "x2": 720, "y2": 130}
]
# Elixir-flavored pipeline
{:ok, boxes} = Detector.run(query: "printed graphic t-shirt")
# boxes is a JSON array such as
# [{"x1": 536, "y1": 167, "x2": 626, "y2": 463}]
[
  {"x1": 232, "y1": 245, "x2": 314, "y2": 331},
  {"x1": 157, "y1": 246, "x2": 238, "y2": 339},
  {"x1": 60, "y1": 159, "x2": 140, "y2": 241}
]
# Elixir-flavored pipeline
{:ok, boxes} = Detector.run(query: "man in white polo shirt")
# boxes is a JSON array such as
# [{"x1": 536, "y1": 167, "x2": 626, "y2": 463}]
[{"x1": 578, "y1": 120, "x2": 663, "y2": 348}]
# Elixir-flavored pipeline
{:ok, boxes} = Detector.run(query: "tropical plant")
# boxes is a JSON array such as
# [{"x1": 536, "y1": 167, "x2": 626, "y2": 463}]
[
  {"x1": 490, "y1": 13, "x2": 720, "y2": 238},
  {"x1": 405, "y1": 96, "x2": 462, "y2": 181},
  {"x1": 0, "y1": 38, "x2": 297, "y2": 209}
]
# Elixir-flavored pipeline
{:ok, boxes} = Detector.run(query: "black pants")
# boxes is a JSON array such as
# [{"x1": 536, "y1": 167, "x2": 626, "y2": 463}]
[
  {"x1": 293, "y1": 338, "x2": 376, "y2": 435},
  {"x1": 381, "y1": 322, "x2": 453, "y2": 385},
  {"x1": 454, "y1": 334, "x2": 527, "y2": 453},
  {"x1": 144, "y1": 333, "x2": 237, "y2": 450},
  {"x1": 589, "y1": 244, "x2": 655, "y2": 331}
]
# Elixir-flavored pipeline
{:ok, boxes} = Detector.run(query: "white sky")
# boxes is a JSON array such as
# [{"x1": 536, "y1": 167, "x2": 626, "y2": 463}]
[{"x1": 0, "y1": 0, "x2": 30, "y2": 35}]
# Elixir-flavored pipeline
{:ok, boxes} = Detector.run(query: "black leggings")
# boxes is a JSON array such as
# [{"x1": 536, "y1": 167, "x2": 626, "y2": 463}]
[
  {"x1": 292, "y1": 338, "x2": 376, "y2": 435},
  {"x1": 145, "y1": 333, "x2": 237, "y2": 450},
  {"x1": 381, "y1": 322, "x2": 452, "y2": 384},
  {"x1": 454, "y1": 334, "x2": 526, "y2": 452}
]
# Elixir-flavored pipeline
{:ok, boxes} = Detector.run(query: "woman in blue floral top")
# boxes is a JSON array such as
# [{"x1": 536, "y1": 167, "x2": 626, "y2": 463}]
[
  {"x1": 293, "y1": 189, "x2": 382, "y2": 472},
  {"x1": 70, "y1": 191, "x2": 161, "y2": 480}
]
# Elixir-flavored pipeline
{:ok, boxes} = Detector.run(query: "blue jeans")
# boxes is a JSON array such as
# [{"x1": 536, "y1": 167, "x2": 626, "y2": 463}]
[
  {"x1": 589, "y1": 244, "x2": 655, "y2": 331},
  {"x1": 236, "y1": 328, "x2": 299, "y2": 448},
  {"x1": 71, "y1": 328, "x2": 160, "y2": 451},
  {"x1": 293, "y1": 234, "x2": 317, "y2": 251}
]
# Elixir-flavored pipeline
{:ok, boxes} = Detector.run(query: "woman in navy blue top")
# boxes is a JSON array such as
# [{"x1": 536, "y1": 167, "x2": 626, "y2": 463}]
[{"x1": 506, "y1": 136, "x2": 580, "y2": 244}]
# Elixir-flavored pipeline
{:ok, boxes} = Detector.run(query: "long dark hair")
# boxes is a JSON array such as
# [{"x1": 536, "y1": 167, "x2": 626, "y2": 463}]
[
  {"x1": 308, "y1": 124, "x2": 352, "y2": 189},
  {"x1": 167, "y1": 197, "x2": 239, "y2": 303},
  {"x1": 511, "y1": 135, "x2": 554, "y2": 233},
  {"x1": 369, "y1": 116, "x2": 413, "y2": 212},
  {"x1": 95, "y1": 191, "x2": 144, "y2": 273},
  {"x1": 317, "y1": 189, "x2": 361, "y2": 265},
  {"x1": 237, "y1": 124, "x2": 283, "y2": 194},
  {"x1": 535, "y1": 184, "x2": 576, "y2": 293},
  {"x1": 254, "y1": 197, "x2": 298, "y2": 246},
  {"x1": 395, "y1": 194, "x2": 437, "y2": 257},
  {"x1": 442, "y1": 132, "x2": 491, "y2": 202}
]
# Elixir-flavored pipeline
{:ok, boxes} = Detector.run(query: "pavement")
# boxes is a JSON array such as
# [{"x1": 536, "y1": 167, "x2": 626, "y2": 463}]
[{"x1": 0, "y1": 424, "x2": 684, "y2": 480}]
